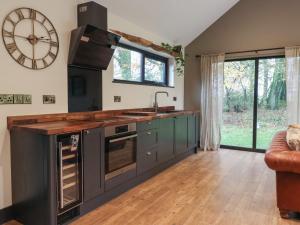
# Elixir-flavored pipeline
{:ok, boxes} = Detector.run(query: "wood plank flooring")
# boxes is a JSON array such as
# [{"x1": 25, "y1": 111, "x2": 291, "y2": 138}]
[{"x1": 5, "y1": 150, "x2": 300, "y2": 225}]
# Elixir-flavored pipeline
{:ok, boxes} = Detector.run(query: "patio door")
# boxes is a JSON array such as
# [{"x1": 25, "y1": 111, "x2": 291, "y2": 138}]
[{"x1": 221, "y1": 56, "x2": 286, "y2": 152}]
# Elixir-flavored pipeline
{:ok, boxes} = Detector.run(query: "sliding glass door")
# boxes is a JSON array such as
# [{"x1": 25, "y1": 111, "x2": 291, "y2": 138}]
[
  {"x1": 221, "y1": 56, "x2": 286, "y2": 152},
  {"x1": 222, "y1": 60, "x2": 255, "y2": 148},
  {"x1": 257, "y1": 58, "x2": 287, "y2": 150}
]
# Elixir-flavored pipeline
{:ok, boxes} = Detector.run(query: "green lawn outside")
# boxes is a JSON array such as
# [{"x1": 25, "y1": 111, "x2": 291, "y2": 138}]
[{"x1": 221, "y1": 125, "x2": 286, "y2": 150}]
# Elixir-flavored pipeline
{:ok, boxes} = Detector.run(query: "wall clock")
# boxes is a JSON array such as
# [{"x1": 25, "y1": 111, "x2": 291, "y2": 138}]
[{"x1": 2, "y1": 8, "x2": 59, "y2": 70}]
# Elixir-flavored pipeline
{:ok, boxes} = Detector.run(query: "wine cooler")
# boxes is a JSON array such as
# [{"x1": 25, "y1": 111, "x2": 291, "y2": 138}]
[{"x1": 57, "y1": 132, "x2": 83, "y2": 215}]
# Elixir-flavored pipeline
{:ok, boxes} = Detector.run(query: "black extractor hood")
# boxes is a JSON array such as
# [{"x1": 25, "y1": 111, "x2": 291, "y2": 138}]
[{"x1": 68, "y1": 1, "x2": 121, "y2": 70}]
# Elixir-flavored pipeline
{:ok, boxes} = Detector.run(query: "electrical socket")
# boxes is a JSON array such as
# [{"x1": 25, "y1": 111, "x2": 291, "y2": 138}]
[
  {"x1": 0, "y1": 95, "x2": 5, "y2": 104},
  {"x1": 23, "y1": 95, "x2": 32, "y2": 104},
  {"x1": 4, "y1": 94, "x2": 13, "y2": 104},
  {"x1": 13, "y1": 94, "x2": 23, "y2": 104},
  {"x1": 0, "y1": 94, "x2": 32, "y2": 104}
]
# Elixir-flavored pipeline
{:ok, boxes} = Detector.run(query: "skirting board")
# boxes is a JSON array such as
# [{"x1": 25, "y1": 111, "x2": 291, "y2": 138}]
[{"x1": 0, "y1": 205, "x2": 13, "y2": 224}]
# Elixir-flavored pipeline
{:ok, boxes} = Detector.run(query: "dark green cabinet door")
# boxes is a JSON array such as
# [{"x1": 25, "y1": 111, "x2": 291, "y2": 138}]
[
  {"x1": 175, "y1": 116, "x2": 188, "y2": 155},
  {"x1": 188, "y1": 114, "x2": 197, "y2": 150},
  {"x1": 83, "y1": 128, "x2": 104, "y2": 201},
  {"x1": 158, "y1": 118, "x2": 175, "y2": 163}
]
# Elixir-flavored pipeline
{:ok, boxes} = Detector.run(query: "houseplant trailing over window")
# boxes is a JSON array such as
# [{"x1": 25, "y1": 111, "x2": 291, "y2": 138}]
[{"x1": 161, "y1": 43, "x2": 185, "y2": 76}]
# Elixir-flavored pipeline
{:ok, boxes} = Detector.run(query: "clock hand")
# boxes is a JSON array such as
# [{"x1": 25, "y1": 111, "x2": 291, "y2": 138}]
[
  {"x1": 36, "y1": 39, "x2": 51, "y2": 44},
  {"x1": 36, "y1": 39, "x2": 58, "y2": 47},
  {"x1": 37, "y1": 36, "x2": 51, "y2": 41},
  {"x1": 14, "y1": 34, "x2": 32, "y2": 41}
]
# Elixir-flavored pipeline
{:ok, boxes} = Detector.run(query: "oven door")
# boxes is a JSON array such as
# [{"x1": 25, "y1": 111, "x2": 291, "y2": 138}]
[{"x1": 105, "y1": 132, "x2": 137, "y2": 180}]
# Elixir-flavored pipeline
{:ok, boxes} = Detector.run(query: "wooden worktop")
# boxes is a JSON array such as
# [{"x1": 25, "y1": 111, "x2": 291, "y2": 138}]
[{"x1": 7, "y1": 106, "x2": 199, "y2": 135}]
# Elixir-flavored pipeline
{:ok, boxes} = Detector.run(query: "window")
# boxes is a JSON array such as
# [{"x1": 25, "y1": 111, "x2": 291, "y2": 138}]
[
  {"x1": 221, "y1": 56, "x2": 286, "y2": 152},
  {"x1": 113, "y1": 46, "x2": 142, "y2": 82},
  {"x1": 144, "y1": 57, "x2": 166, "y2": 83},
  {"x1": 113, "y1": 44, "x2": 170, "y2": 87}
]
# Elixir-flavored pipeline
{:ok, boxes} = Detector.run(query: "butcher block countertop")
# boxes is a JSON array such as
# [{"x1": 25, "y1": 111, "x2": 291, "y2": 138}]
[{"x1": 7, "y1": 106, "x2": 199, "y2": 135}]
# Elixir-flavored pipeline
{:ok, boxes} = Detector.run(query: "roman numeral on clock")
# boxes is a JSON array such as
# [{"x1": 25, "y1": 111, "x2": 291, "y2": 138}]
[
  {"x1": 42, "y1": 58, "x2": 48, "y2": 67},
  {"x1": 32, "y1": 59, "x2": 37, "y2": 69},
  {"x1": 17, "y1": 54, "x2": 26, "y2": 65},
  {"x1": 3, "y1": 30, "x2": 13, "y2": 38},
  {"x1": 41, "y1": 17, "x2": 46, "y2": 24},
  {"x1": 29, "y1": 9, "x2": 36, "y2": 19},
  {"x1": 15, "y1": 9, "x2": 24, "y2": 20},
  {"x1": 6, "y1": 16, "x2": 16, "y2": 26},
  {"x1": 50, "y1": 41, "x2": 58, "y2": 47},
  {"x1": 48, "y1": 51, "x2": 56, "y2": 60},
  {"x1": 7, "y1": 42, "x2": 17, "y2": 54}
]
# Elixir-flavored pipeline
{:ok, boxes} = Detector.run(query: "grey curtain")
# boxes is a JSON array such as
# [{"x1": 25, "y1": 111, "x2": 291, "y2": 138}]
[{"x1": 199, "y1": 54, "x2": 225, "y2": 151}]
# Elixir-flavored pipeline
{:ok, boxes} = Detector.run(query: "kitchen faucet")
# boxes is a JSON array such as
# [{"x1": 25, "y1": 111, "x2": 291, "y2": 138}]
[{"x1": 154, "y1": 91, "x2": 169, "y2": 112}]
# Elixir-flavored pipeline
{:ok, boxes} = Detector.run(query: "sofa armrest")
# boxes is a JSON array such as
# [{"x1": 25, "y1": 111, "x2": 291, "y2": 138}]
[
  {"x1": 265, "y1": 131, "x2": 300, "y2": 174},
  {"x1": 265, "y1": 150, "x2": 300, "y2": 174}
]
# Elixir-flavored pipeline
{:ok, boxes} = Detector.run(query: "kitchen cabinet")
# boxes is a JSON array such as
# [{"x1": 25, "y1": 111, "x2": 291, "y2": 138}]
[
  {"x1": 8, "y1": 109, "x2": 199, "y2": 225},
  {"x1": 137, "y1": 119, "x2": 159, "y2": 132},
  {"x1": 158, "y1": 118, "x2": 175, "y2": 163},
  {"x1": 83, "y1": 128, "x2": 105, "y2": 201},
  {"x1": 10, "y1": 132, "x2": 57, "y2": 225},
  {"x1": 188, "y1": 114, "x2": 197, "y2": 150},
  {"x1": 137, "y1": 127, "x2": 158, "y2": 175},
  {"x1": 174, "y1": 115, "x2": 188, "y2": 155}
]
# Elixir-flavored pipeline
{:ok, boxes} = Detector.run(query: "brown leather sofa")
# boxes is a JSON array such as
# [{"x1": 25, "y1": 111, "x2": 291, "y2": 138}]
[{"x1": 265, "y1": 131, "x2": 300, "y2": 219}]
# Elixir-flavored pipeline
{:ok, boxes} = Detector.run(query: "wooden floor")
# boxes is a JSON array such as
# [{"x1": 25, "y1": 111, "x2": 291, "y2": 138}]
[{"x1": 6, "y1": 150, "x2": 300, "y2": 225}]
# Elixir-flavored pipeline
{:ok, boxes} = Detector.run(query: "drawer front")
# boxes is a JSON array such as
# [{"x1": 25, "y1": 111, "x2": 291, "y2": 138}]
[
  {"x1": 137, "y1": 120, "x2": 159, "y2": 132},
  {"x1": 138, "y1": 129, "x2": 158, "y2": 149},
  {"x1": 137, "y1": 147, "x2": 157, "y2": 175}
]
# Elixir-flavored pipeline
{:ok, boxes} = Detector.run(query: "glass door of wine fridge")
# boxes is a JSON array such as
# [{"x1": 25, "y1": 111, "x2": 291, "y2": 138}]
[{"x1": 57, "y1": 132, "x2": 83, "y2": 214}]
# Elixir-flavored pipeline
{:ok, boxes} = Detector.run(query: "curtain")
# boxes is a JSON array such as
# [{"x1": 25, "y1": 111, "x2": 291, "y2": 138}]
[
  {"x1": 199, "y1": 54, "x2": 225, "y2": 151},
  {"x1": 285, "y1": 47, "x2": 300, "y2": 124}
]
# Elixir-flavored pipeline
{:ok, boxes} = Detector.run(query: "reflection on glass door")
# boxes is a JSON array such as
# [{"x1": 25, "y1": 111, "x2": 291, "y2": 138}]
[
  {"x1": 222, "y1": 60, "x2": 255, "y2": 148},
  {"x1": 221, "y1": 56, "x2": 286, "y2": 152},
  {"x1": 257, "y1": 58, "x2": 286, "y2": 150}
]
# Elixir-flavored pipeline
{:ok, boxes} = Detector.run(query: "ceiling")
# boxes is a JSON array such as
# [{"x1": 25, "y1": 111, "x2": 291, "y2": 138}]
[{"x1": 94, "y1": 0, "x2": 239, "y2": 46}]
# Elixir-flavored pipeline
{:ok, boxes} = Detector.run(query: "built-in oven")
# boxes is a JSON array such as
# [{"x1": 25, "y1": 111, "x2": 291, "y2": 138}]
[{"x1": 104, "y1": 123, "x2": 137, "y2": 189}]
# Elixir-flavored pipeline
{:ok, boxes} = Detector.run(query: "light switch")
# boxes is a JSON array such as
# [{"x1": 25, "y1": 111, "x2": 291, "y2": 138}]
[
  {"x1": 23, "y1": 95, "x2": 32, "y2": 104},
  {"x1": 114, "y1": 96, "x2": 121, "y2": 102},
  {"x1": 43, "y1": 95, "x2": 56, "y2": 104},
  {"x1": 13, "y1": 94, "x2": 23, "y2": 104}
]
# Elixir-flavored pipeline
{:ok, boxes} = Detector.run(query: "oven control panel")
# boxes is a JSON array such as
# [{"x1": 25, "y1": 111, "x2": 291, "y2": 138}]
[
  {"x1": 115, "y1": 125, "x2": 128, "y2": 134},
  {"x1": 105, "y1": 123, "x2": 136, "y2": 137}
]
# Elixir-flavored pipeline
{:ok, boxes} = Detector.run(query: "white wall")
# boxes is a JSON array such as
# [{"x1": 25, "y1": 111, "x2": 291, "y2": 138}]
[
  {"x1": 0, "y1": 1, "x2": 184, "y2": 209},
  {"x1": 103, "y1": 12, "x2": 184, "y2": 110}
]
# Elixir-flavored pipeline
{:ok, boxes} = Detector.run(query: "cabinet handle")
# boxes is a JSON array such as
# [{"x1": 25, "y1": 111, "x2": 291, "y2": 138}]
[
  {"x1": 147, "y1": 131, "x2": 152, "y2": 135},
  {"x1": 58, "y1": 142, "x2": 64, "y2": 209},
  {"x1": 84, "y1": 130, "x2": 90, "y2": 135},
  {"x1": 146, "y1": 151, "x2": 152, "y2": 156}
]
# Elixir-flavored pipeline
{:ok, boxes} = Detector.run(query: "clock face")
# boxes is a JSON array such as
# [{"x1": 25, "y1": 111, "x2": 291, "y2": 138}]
[{"x1": 2, "y1": 8, "x2": 59, "y2": 70}]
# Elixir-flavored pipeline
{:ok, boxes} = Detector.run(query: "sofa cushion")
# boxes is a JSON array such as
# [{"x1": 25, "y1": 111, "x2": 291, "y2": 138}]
[
  {"x1": 265, "y1": 131, "x2": 300, "y2": 174},
  {"x1": 287, "y1": 124, "x2": 300, "y2": 150}
]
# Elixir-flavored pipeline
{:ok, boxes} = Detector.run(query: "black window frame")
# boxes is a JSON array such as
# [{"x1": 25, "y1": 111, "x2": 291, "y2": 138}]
[{"x1": 112, "y1": 43, "x2": 171, "y2": 88}]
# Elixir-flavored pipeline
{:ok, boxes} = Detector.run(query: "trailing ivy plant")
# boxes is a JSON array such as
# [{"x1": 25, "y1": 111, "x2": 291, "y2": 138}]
[{"x1": 161, "y1": 43, "x2": 185, "y2": 76}]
